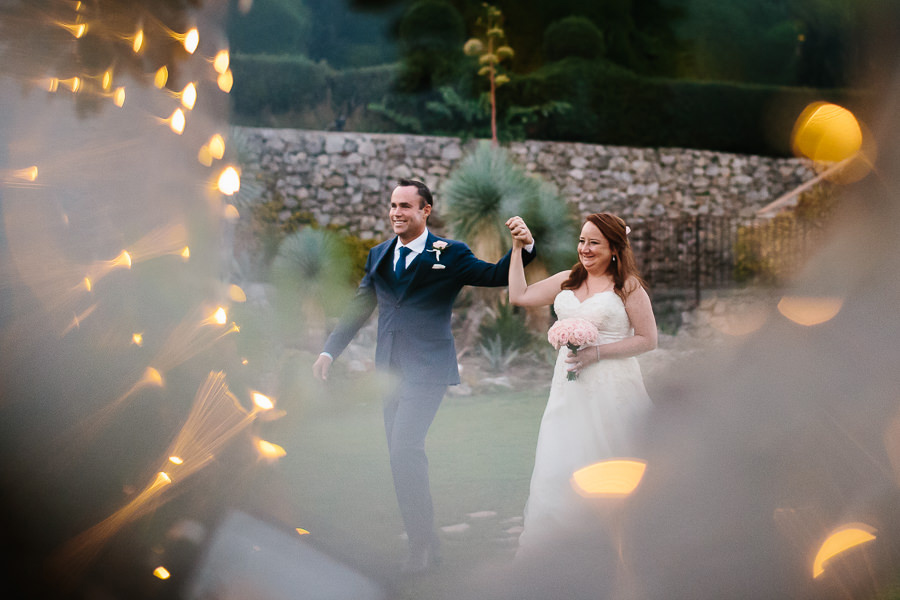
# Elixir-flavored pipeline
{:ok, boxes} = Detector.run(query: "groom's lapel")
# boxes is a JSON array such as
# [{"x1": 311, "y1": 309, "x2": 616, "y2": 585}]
[{"x1": 372, "y1": 238, "x2": 398, "y2": 290}]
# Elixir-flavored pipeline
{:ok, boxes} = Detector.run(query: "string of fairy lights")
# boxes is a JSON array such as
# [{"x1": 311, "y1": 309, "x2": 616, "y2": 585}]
[{"x1": 0, "y1": 1, "x2": 291, "y2": 588}]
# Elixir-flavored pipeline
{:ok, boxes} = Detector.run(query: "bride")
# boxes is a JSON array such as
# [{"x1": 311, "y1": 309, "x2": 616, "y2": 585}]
[{"x1": 505, "y1": 213, "x2": 657, "y2": 558}]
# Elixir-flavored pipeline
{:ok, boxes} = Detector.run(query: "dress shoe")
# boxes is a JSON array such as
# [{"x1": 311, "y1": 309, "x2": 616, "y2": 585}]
[{"x1": 399, "y1": 544, "x2": 441, "y2": 575}]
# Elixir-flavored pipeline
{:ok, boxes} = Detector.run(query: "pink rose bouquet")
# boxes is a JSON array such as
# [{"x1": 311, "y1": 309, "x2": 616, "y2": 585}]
[{"x1": 547, "y1": 318, "x2": 599, "y2": 381}]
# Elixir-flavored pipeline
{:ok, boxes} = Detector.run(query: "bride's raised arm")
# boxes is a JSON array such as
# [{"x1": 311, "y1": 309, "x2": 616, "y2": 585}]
[{"x1": 506, "y1": 216, "x2": 569, "y2": 308}]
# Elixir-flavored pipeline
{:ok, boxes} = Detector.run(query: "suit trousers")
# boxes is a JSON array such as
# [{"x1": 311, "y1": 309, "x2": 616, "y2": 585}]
[{"x1": 383, "y1": 380, "x2": 447, "y2": 551}]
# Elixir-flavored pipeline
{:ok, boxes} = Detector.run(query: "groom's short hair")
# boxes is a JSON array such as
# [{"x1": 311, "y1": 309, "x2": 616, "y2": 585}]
[{"x1": 397, "y1": 178, "x2": 433, "y2": 208}]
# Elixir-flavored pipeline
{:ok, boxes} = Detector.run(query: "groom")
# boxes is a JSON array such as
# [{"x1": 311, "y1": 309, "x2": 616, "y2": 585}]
[{"x1": 312, "y1": 178, "x2": 534, "y2": 574}]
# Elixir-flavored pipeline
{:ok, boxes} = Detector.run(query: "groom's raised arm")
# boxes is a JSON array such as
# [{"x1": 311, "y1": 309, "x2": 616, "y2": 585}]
[{"x1": 456, "y1": 243, "x2": 536, "y2": 287}]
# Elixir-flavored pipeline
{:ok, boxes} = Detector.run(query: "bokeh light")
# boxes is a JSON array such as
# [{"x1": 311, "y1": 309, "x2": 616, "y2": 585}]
[
  {"x1": 792, "y1": 102, "x2": 862, "y2": 163},
  {"x1": 812, "y1": 523, "x2": 877, "y2": 578},
  {"x1": 213, "y1": 50, "x2": 230, "y2": 74},
  {"x1": 217, "y1": 166, "x2": 240, "y2": 195},
  {"x1": 154, "y1": 66, "x2": 168, "y2": 88},
  {"x1": 182, "y1": 28, "x2": 199, "y2": 54},
  {"x1": 571, "y1": 459, "x2": 647, "y2": 498},
  {"x1": 777, "y1": 296, "x2": 843, "y2": 326},
  {"x1": 153, "y1": 566, "x2": 171, "y2": 580},
  {"x1": 167, "y1": 108, "x2": 186, "y2": 134},
  {"x1": 181, "y1": 82, "x2": 197, "y2": 110},
  {"x1": 217, "y1": 69, "x2": 233, "y2": 93},
  {"x1": 132, "y1": 28, "x2": 144, "y2": 53}
]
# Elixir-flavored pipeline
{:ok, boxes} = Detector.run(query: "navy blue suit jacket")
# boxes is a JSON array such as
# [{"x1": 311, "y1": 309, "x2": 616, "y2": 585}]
[{"x1": 323, "y1": 231, "x2": 534, "y2": 385}]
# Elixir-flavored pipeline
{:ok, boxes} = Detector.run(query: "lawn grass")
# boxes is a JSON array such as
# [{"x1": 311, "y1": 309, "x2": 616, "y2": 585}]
[{"x1": 264, "y1": 355, "x2": 551, "y2": 599}]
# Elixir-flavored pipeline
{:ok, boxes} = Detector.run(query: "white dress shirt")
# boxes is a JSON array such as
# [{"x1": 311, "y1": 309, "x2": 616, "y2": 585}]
[{"x1": 393, "y1": 228, "x2": 430, "y2": 271}]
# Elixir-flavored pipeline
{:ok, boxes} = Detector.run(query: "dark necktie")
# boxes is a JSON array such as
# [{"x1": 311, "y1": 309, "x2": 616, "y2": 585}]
[{"x1": 395, "y1": 245, "x2": 412, "y2": 279}]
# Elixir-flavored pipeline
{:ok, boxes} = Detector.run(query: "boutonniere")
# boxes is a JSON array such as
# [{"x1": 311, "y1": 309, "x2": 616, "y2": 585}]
[{"x1": 426, "y1": 240, "x2": 449, "y2": 262}]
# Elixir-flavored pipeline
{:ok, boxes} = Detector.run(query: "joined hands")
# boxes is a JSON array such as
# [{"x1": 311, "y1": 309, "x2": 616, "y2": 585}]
[{"x1": 505, "y1": 216, "x2": 533, "y2": 249}]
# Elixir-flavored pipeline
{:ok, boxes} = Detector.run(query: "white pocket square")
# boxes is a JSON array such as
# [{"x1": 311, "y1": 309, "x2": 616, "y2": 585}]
[{"x1": 431, "y1": 264, "x2": 446, "y2": 270}]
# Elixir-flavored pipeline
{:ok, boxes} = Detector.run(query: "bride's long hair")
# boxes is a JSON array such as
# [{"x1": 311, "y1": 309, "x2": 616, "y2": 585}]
[{"x1": 561, "y1": 213, "x2": 646, "y2": 302}]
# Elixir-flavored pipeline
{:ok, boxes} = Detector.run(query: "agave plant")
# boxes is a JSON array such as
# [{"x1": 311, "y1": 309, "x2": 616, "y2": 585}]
[
  {"x1": 443, "y1": 141, "x2": 577, "y2": 349},
  {"x1": 268, "y1": 227, "x2": 356, "y2": 345},
  {"x1": 442, "y1": 141, "x2": 577, "y2": 270}
]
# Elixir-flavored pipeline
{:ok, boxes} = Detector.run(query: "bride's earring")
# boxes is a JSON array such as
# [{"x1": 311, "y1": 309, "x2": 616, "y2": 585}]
[{"x1": 612, "y1": 255, "x2": 617, "y2": 262}]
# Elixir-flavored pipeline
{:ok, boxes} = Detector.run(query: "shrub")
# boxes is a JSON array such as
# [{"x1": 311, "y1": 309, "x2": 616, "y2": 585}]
[
  {"x1": 231, "y1": 53, "x2": 331, "y2": 115},
  {"x1": 269, "y1": 228, "x2": 357, "y2": 326},
  {"x1": 477, "y1": 300, "x2": 533, "y2": 372},
  {"x1": 542, "y1": 16, "x2": 605, "y2": 62},
  {"x1": 396, "y1": 0, "x2": 466, "y2": 92}
]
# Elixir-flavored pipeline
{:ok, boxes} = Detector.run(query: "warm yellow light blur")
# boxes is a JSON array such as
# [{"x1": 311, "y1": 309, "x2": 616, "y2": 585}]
[
  {"x1": 217, "y1": 166, "x2": 240, "y2": 195},
  {"x1": 792, "y1": 102, "x2": 863, "y2": 163},
  {"x1": 10, "y1": 166, "x2": 38, "y2": 182},
  {"x1": 812, "y1": 523, "x2": 876, "y2": 578},
  {"x1": 213, "y1": 50, "x2": 230, "y2": 74},
  {"x1": 181, "y1": 82, "x2": 197, "y2": 110},
  {"x1": 229, "y1": 284, "x2": 246, "y2": 303},
  {"x1": 571, "y1": 459, "x2": 647, "y2": 498},
  {"x1": 296, "y1": 527, "x2": 310, "y2": 536},
  {"x1": 208, "y1": 134, "x2": 226, "y2": 159},
  {"x1": 217, "y1": 69, "x2": 233, "y2": 93},
  {"x1": 132, "y1": 333, "x2": 143, "y2": 346},
  {"x1": 153, "y1": 566, "x2": 171, "y2": 580},
  {"x1": 777, "y1": 296, "x2": 843, "y2": 326},
  {"x1": 182, "y1": 28, "x2": 199, "y2": 54},
  {"x1": 181, "y1": 246, "x2": 190, "y2": 260},
  {"x1": 213, "y1": 307, "x2": 227, "y2": 325},
  {"x1": 224, "y1": 204, "x2": 240, "y2": 220},
  {"x1": 154, "y1": 66, "x2": 168, "y2": 88},
  {"x1": 58, "y1": 21, "x2": 87, "y2": 38},
  {"x1": 155, "y1": 471, "x2": 172, "y2": 486},
  {"x1": 46, "y1": 77, "x2": 59, "y2": 92},
  {"x1": 168, "y1": 456, "x2": 184, "y2": 465},
  {"x1": 142, "y1": 367, "x2": 163, "y2": 387},
  {"x1": 114, "y1": 250, "x2": 133, "y2": 268},
  {"x1": 102, "y1": 69, "x2": 112, "y2": 90},
  {"x1": 256, "y1": 438, "x2": 287, "y2": 460},
  {"x1": 113, "y1": 87, "x2": 126, "y2": 107},
  {"x1": 83, "y1": 277, "x2": 92, "y2": 292},
  {"x1": 56, "y1": 77, "x2": 80, "y2": 93},
  {"x1": 168, "y1": 108, "x2": 185, "y2": 135},
  {"x1": 197, "y1": 145, "x2": 213, "y2": 167},
  {"x1": 133, "y1": 28, "x2": 144, "y2": 53},
  {"x1": 251, "y1": 391, "x2": 274, "y2": 410},
  {"x1": 241, "y1": 358, "x2": 249, "y2": 365}
]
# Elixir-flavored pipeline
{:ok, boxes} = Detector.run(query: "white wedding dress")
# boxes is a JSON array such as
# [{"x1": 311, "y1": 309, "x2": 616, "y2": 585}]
[{"x1": 516, "y1": 289, "x2": 653, "y2": 558}]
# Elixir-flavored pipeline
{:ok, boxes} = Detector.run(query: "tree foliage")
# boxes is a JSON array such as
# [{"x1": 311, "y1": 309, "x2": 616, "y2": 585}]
[
  {"x1": 226, "y1": 0, "x2": 311, "y2": 55},
  {"x1": 542, "y1": 16, "x2": 605, "y2": 62},
  {"x1": 395, "y1": 0, "x2": 466, "y2": 92}
]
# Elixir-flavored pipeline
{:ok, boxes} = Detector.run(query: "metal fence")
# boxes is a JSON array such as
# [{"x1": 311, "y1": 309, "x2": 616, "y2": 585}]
[{"x1": 629, "y1": 215, "x2": 827, "y2": 305}]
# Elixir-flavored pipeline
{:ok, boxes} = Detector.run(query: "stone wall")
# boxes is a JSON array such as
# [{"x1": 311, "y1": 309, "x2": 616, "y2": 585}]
[{"x1": 234, "y1": 127, "x2": 816, "y2": 240}]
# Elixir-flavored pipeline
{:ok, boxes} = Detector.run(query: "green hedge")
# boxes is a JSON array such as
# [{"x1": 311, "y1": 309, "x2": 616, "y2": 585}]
[
  {"x1": 231, "y1": 53, "x2": 331, "y2": 115},
  {"x1": 506, "y1": 57, "x2": 869, "y2": 156},
  {"x1": 231, "y1": 53, "x2": 398, "y2": 121},
  {"x1": 230, "y1": 52, "x2": 868, "y2": 157}
]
